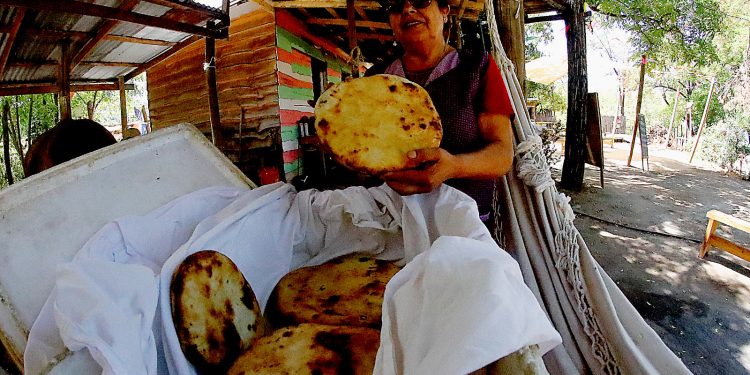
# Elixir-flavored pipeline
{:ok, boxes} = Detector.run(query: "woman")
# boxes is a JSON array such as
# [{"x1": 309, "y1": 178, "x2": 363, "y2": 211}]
[{"x1": 368, "y1": 0, "x2": 515, "y2": 222}]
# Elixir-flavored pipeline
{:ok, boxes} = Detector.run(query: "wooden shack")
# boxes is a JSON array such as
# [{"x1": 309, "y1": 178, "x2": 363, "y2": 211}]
[{"x1": 147, "y1": 3, "x2": 350, "y2": 183}]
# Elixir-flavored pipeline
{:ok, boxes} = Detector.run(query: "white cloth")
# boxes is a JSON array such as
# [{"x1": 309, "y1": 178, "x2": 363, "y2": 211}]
[
  {"x1": 27, "y1": 182, "x2": 561, "y2": 375},
  {"x1": 25, "y1": 186, "x2": 249, "y2": 375}
]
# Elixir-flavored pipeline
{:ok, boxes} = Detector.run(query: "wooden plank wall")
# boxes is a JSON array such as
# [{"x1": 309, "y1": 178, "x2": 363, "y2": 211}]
[
  {"x1": 275, "y1": 9, "x2": 350, "y2": 181},
  {"x1": 147, "y1": 8, "x2": 281, "y2": 182}
]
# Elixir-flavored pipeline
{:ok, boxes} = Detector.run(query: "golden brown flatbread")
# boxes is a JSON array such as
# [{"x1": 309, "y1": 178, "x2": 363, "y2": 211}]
[
  {"x1": 170, "y1": 250, "x2": 267, "y2": 373},
  {"x1": 266, "y1": 254, "x2": 401, "y2": 328},
  {"x1": 227, "y1": 323, "x2": 380, "y2": 375},
  {"x1": 314, "y1": 74, "x2": 442, "y2": 175}
]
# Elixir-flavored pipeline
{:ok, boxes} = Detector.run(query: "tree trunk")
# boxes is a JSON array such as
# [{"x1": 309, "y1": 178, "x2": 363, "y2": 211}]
[
  {"x1": 2, "y1": 102, "x2": 14, "y2": 185},
  {"x1": 560, "y1": 0, "x2": 588, "y2": 191},
  {"x1": 27, "y1": 95, "x2": 33, "y2": 147},
  {"x1": 87, "y1": 91, "x2": 98, "y2": 120},
  {"x1": 12, "y1": 96, "x2": 24, "y2": 161},
  {"x1": 53, "y1": 93, "x2": 59, "y2": 124}
]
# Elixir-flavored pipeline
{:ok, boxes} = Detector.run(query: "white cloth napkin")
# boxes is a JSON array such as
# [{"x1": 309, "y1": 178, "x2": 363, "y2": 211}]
[
  {"x1": 26, "y1": 182, "x2": 561, "y2": 375},
  {"x1": 375, "y1": 236, "x2": 561, "y2": 374}
]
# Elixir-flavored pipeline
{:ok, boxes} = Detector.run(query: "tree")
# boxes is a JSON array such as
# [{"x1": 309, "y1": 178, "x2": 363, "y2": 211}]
[{"x1": 588, "y1": 0, "x2": 723, "y2": 67}]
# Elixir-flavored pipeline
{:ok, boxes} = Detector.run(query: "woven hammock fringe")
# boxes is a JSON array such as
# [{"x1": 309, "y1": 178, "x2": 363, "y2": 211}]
[
  {"x1": 515, "y1": 135, "x2": 555, "y2": 193},
  {"x1": 483, "y1": 0, "x2": 622, "y2": 372}
]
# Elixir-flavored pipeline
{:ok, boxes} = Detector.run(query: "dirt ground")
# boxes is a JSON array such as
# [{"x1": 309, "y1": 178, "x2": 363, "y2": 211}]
[{"x1": 554, "y1": 141, "x2": 750, "y2": 375}]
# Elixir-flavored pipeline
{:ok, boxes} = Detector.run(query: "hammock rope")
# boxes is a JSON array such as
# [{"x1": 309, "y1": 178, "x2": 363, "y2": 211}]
[{"x1": 483, "y1": 0, "x2": 629, "y2": 373}]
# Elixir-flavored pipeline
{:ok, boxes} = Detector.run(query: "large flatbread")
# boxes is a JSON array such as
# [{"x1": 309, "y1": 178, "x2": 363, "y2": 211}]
[
  {"x1": 227, "y1": 323, "x2": 380, "y2": 375},
  {"x1": 170, "y1": 250, "x2": 267, "y2": 373},
  {"x1": 314, "y1": 74, "x2": 442, "y2": 175},
  {"x1": 266, "y1": 254, "x2": 401, "y2": 328}
]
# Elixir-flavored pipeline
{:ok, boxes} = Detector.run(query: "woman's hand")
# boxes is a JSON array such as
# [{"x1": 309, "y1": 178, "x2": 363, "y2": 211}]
[{"x1": 381, "y1": 148, "x2": 457, "y2": 195}]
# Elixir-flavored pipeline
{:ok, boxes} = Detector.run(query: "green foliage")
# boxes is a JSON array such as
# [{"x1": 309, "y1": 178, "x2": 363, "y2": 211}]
[
  {"x1": 527, "y1": 80, "x2": 567, "y2": 115},
  {"x1": 525, "y1": 23, "x2": 554, "y2": 60},
  {"x1": 588, "y1": 0, "x2": 723, "y2": 67},
  {"x1": 698, "y1": 115, "x2": 750, "y2": 174}
]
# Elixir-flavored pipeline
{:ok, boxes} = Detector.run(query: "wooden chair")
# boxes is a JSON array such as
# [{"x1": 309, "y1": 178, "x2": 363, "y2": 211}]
[{"x1": 699, "y1": 210, "x2": 750, "y2": 262}]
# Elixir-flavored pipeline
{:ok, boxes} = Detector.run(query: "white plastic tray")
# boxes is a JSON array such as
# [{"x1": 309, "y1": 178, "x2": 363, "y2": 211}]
[{"x1": 0, "y1": 124, "x2": 253, "y2": 370}]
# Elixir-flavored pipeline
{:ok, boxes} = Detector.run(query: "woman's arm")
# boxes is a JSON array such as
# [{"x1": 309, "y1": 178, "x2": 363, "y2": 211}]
[{"x1": 381, "y1": 112, "x2": 514, "y2": 195}]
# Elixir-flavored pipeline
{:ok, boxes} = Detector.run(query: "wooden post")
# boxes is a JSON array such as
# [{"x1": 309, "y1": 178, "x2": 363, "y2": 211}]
[
  {"x1": 495, "y1": 0, "x2": 525, "y2": 93},
  {"x1": 665, "y1": 85, "x2": 680, "y2": 147},
  {"x1": 559, "y1": 0, "x2": 588, "y2": 190},
  {"x1": 627, "y1": 55, "x2": 647, "y2": 167},
  {"x1": 2, "y1": 101, "x2": 13, "y2": 185},
  {"x1": 118, "y1": 76, "x2": 127, "y2": 135},
  {"x1": 346, "y1": 0, "x2": 358, "y2": 77},
  {"x1": 205, "y1": 28, "x2": 223, "y2": 147},
  {"x1": 58, "y1": 40, "x2": 72, "y2": 120},
  {"x1": 689, "y1": 77, "x2": 716, "y2": 163}
]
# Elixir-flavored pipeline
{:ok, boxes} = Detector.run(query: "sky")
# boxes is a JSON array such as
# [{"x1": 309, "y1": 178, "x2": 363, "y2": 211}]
[{"x1": 539, "y1": 20, "x2": 630, "y2": 94}]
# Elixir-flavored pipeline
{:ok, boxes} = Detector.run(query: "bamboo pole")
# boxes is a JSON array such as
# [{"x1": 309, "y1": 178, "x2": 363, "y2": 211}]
[
  {"x1": 689, "y1": 77, "x2": 716, "y2": 164},
  {"x1": 665, "y1": 85, "x2": 680, "y2": 147},
  {"x1": 119, "y1": 76, "x2": 127, "y2": 135},
  {"x1": 627, "y1": 54, "x2": 647, "y2": 167}
]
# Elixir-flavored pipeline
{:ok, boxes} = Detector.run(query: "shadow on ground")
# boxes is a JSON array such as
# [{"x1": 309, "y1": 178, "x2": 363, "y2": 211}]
[{"x1": 556, "y1": 144, "x2": 750, "y2": 375}]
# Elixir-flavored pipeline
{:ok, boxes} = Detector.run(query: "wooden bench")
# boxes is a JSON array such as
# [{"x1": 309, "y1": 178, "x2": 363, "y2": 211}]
[{"x1": 699, "y1": 210, "x2": 750, "y2": 262}]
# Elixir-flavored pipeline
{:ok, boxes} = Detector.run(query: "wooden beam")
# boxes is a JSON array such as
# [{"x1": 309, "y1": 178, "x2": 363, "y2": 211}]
[
  {"x1": 525, "y1": 12, "x2": 564, "y2": 23},
  {"x1": 354, "y1": 6, "x2": 379, "y2": 34},
  {"x1": 145, "y1": 0, "x2": 229, "y2": 23},
  {"x1": 13, "y1": 26, "x2": 90, "y2": 40},
  {"x1": 58, "y1": 40, "x2": 72, "y2": 120},
  {"x1": 0, "y1": 8, "x2": 26, "y2": 79},
  {"x1": 347, "y1": 0, "x2": 357, "y2": 51},
  {"x1": 495, "y1": 0, "x2": 525, "y2": 93},
  {"x1": 82, "y1": 61, "x2": 142, "y2": 67},
  {"x1": 119, "y1": 76, "x2": 128, "y2": 133},
  {"x1": 72, "y1": 0, "x2": 147, "y2": 68},
  {"x1": 0, "y1": 83, "x2": 134, "y2": 96},
  {"x1": 0, "y1": 0, "x2": 227, "y2": 39},
  {"x1": 272, "y1": 0, "x2": 381, "y2": 9},
  {"x1": 104, "y1": 34, "x2": 176, "y2": 46},
  {"x1": 306, "y1": 18, "x2": 391, "y2": 29},
  {"x1": 9, "y1": 60, "x2": 141, "y2": 68},
  {"x1": 125, "y1": 35, "x2": 201, "y2": 82}
]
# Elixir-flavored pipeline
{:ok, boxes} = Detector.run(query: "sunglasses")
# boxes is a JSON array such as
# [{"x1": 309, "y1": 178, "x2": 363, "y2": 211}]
[{"x1": 379, "y1": 0, "x2": 432, "y2": 13}]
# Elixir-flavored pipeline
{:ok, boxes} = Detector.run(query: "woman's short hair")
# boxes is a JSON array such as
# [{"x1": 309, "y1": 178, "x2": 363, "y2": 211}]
[{"x1": 437, "y1": 0, "x2": 449, "y2": 7}]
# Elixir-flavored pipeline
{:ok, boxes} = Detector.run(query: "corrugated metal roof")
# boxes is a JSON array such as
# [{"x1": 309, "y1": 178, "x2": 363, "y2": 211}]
[{"x1": 0, "y1": 0, "x2": 228, "y2": 95}]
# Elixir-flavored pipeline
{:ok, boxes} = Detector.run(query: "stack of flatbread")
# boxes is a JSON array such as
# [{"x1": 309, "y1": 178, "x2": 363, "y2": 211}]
[{"x1": 170, "y1": 251, "x2": 401, "y2": 374}]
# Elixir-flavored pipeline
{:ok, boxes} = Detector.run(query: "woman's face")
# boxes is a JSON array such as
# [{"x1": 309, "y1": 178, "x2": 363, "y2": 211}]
[{"x1": 388, "y1": 0, "x2": 449, "y2": 51}]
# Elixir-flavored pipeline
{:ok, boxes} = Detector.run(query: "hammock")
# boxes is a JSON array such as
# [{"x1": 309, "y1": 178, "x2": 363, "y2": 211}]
[{"x1": 482, "y1": 1, "x2": 691, "y2": 374}]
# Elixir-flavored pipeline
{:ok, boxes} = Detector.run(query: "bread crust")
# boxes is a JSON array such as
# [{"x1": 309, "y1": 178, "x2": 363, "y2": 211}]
[
  {"x1": 170, "y1": 250, "x2": 266, "y2": 373},
  {"x1": 266, "y1": 254, "x2": 401, "y2": 329},
  {"x1": 227, "y1": 323, "x2": 380, "y2": 375},
  {"x1": 314, "y1": 74, "x2": 442, "y2": 175}
]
